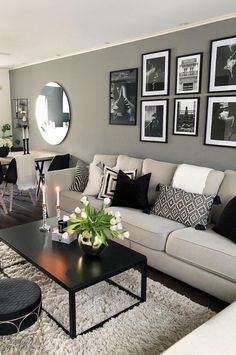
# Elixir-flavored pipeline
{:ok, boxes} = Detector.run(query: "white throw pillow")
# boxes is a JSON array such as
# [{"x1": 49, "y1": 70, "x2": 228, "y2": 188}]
[
  {"x1": 83, "y1": 163, "x2": 104, "y2": 196},
  {"x1": 98, "y1": 166, "x2": 136, "y2": 200}
]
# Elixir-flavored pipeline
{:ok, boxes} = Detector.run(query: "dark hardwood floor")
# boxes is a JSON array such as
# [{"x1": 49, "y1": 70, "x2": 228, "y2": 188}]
[
  {"x1": 0, "y1": 190, "x2": 228, "y2": 313},
  {"x1": 0, "y1": 189, "x2": 42, "y2": 229}
]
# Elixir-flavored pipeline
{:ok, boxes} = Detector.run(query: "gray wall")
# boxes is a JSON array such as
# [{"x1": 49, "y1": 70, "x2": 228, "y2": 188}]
[{"x1": 10, "y1": 18, "x2": 236, "y2": 171}]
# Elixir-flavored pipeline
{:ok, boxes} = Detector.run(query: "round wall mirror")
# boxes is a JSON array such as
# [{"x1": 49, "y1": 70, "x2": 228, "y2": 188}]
[{"x1": 36, "y1": 82, "x2": 71, "y2": 145}]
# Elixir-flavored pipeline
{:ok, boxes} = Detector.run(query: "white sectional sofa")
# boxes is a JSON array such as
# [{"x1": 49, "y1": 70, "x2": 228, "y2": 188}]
[
  {"x1": 163, "y1": 301, "x2": 236, "y2": 355},
  {"x1": 45, "y1": 154, "x2": 236, "y2": 303}
]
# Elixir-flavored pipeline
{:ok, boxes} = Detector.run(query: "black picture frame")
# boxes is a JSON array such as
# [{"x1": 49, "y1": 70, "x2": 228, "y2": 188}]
[
  {"x1": 173, "y1": 97, "x2": 200, "y2": 136},
  {"x1": 109, "y1": 68, "x2": 138, "y2": 125},
  {"x1": 141, "y1": 49, "x2": 171, "y2": 97},
  {"x1": 175, "y1": 53, "x2": 203, "y2": 95},
  {"x1": 140, "y1": 99, "x2": 168, "y2": 143},
  {"x1": 204, "y1": 95, "x2": 236, "y2": 148},
  {"x1": 208, "y1": 35, "x2": 236, "y2": 93}
]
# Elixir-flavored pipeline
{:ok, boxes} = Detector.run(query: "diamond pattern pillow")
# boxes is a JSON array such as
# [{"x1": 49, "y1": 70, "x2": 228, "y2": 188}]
[
  {"x1": 98, "y1": 166, "x2": 137, "y2": 200},
  {"x1": 151, "y1": 184, "x2": 216, "y2": 228}
]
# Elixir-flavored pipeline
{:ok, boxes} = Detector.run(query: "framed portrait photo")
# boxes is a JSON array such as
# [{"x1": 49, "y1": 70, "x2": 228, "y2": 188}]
[
  {"x1": 209, "y1": 36, "x2": 236, "y2": 92},
  {"x1": 142, "y1": 49, "x2": 170, "y2": 96},
  {"x1": 140, "y1": 100, "x2": 168, "y2": 143},
  {"x1": 109, "y1": 68, "x2": 138, "y2": 125},
  {"x1": 205, "y1": 96, "x2": 236, "y2": 148},
  {"x1": 175, "y1": 53, "x2": 202, "y2": 94},
  {"x1": 173, "y1": 98, "x2": 199, "y2": 136}
]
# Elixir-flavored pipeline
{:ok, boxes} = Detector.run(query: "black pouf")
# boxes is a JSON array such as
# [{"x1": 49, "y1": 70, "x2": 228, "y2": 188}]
[{"x1": 0, "y1": 278, "x2": 42, "y2": 335}]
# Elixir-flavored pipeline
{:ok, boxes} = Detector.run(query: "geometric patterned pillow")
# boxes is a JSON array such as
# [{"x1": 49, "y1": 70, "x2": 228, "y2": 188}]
[
  {"x1": 151, "y1": 184, "x2": 216, "y2": 228},
  {"x1": 69, "y1": 159, "x2": 89, "y2": 192},
  {"x1": 98, "y1": 166, "x2": 137, "y2": 200}
]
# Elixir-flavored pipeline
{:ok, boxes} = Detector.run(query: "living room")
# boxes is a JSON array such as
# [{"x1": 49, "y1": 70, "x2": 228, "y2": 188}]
[{"x1": 0, "y1": 1, "x2": 236, "y2": 354}]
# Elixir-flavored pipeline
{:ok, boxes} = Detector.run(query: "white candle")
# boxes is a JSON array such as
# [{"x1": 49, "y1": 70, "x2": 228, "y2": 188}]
[
  {"x1": 42, "y1": 185, "x2": 46, "y2": 205},
  {"x1": 56, "y1": 186, "x2": 60, "y2": 206},
  {"x1": 25, "y1": 126, "x2": 29, "y2": 139},
  {"x1": 22, "y1": 127, "x2": 25, "y2": 139}
]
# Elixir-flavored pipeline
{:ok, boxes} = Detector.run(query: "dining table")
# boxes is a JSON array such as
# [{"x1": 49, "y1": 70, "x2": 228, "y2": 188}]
[{"x1": 0, "y1": 149, "x2": 58, "y2": 177}]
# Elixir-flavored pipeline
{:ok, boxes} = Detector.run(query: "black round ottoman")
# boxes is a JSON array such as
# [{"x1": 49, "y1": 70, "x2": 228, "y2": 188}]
[{"x1": 0, "y1": 278, "x2": 42, "y2": 336}]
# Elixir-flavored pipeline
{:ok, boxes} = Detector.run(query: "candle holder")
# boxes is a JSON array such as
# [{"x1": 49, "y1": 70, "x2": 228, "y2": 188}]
[
  {"x1": 23, "y1": 138, "x2": 26, "y2": 155},
  {"x1": 56, "y1": 205, "x2": 61, "y2": 222},
  {"x1": 26, "y1": 138, "x2": 29, "y2": 154},
  {"x1": 39, "y1": 203, "x2": 51, "y2": 232}
]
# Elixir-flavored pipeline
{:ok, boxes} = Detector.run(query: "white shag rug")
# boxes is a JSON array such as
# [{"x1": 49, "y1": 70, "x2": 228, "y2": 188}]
[{"x1": 0, "y1": 242, "x2": 215, "y2": 355}]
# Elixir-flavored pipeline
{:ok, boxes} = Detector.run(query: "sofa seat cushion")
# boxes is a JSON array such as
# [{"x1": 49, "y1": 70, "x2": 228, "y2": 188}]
[
  {"x1": 60, "y1": 190, "x2": 103, "y2": 213},
  {"x1": 107, "y1": 206, "x2": 185, "y2": 251},
  {"x1": 166, "y1": 227, "x2": 236, "y2": 282}
]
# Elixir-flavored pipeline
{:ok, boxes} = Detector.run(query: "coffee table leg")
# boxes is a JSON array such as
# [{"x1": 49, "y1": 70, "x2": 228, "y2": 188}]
[
  {"x1": 69, "y1": 291, "x2": 76, "y2": 339},
  {"x1": 141, "y1": 258, "x2": 147, "y2": 302}
]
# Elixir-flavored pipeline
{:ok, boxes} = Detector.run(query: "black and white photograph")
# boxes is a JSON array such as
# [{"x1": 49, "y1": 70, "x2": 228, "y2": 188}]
[
  {"x1": 176, "y1": 53, "x2": 202, "y2": 94},
  {"x1": 140, "y1": 100, "x2": 168, "y2": 143},
  {"x1": 142, "y1": 50, "x2": 170, "y2": 96},
  {"x1": 209, "y1": 36, "x2": 236, "y2": 92},
  {"x1": 109, "y1": 68, "x2": 138, "y2": 125},
  {"x1": 205, "y1": 96, "x2": 236, "y2": 148},
  {"x1": 173, "y1": 98, "x2": 199, "y2": 136}
]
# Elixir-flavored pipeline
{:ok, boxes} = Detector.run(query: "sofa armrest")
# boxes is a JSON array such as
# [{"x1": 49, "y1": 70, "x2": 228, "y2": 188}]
[{"x1": 45, "y1": 167, "x2": 76, "y2": 217}]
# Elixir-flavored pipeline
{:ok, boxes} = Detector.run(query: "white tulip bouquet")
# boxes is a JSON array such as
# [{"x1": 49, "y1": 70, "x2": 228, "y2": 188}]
[{"x1": 65, "y1": 196, "x2": 129, "y2": 247}]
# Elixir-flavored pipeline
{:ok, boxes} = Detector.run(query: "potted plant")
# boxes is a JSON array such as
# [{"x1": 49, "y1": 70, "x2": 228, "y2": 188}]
[
  {"x1": 65, "y1": 196, "x2": 129, "y2": 255},
  {"x1": 0, "y1": 124, "x2": 12, "y2": 157}
]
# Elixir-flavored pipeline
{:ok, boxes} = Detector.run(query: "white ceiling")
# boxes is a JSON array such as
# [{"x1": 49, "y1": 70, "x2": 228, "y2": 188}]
[{"x1": 0, "y1": 0, "x2": 236, "y2": 69}]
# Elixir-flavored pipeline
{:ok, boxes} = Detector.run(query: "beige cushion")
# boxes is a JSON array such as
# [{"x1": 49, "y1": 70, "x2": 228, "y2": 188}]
[
  {"x1": 92, "y1": 154, "x2": 118, "y2": 167},
  {"x1": 166, "y1": 227, "x2": 236, "y2": 282},
  {"x1": 83, "y1": 164, "x2": 103, "y2": 196},
  {"x1": 115, "y1": 155, "x2": 143, "y2": 177},
  {"x1": 108, "y1": 206, "x2": 185, "y2": 251},
  {"x1": 163, "y1": 302, "x2": 236, "y2": 355},
  {"x1": 142, "y1": 159, "x2": 177, "y2": 204},
  {"x1": 203, "y1": 170, "x2": 224, "y2": 195},
  {"x1": 211, "y1": 170, "x2": 236, "y2": 223},
  {"x1": 60, "y1": 190, "x2": 103, "y2": 213}
]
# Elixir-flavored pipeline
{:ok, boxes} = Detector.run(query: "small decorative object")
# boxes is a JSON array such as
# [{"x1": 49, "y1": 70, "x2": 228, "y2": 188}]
[
  {"x1": 39, "y1": 186, "x2": 50, "y2": 232},
  {"x1": 65, "y1": 196, "x2": 129, "y2": 256},
  {"x1": 209, "y1": 36, "x2": 236, "y2": 92},
  {"x1": 140, "y1": 100, "x2": 168, "y2": 143},
  {"x1": 142, "y1": 49, "x2": 170, "y2": 96},
  {"x1": 205, "y1": 96, "x2": 236, "y2": 148},
  {"x1": 109, "y1": 68, "x2": 138, "y2": 125},
  {"x1": 58, "y1": 219, "x2": 68, "y2": 233},
  {"x1": 0, "y1": 123, "x2": 12, "y2": 157},
  {"x1": 173, "y1": 98, "x2": 199, "y2": 136},
  {"x1": 56, "y1": 186, "x2": 61, "y2": 221},
  {"x1": 52, "y1": 226, "x2": 77, "y2": 244},
  {"x1": 175, "y1": 53, "x2": 203, "y2": 94}
]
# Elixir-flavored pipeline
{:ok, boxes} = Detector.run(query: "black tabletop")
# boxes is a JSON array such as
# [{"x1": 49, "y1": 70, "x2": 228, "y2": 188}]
[{"x1": 0, "y1": 218, "x2": 146, "y2": 292}]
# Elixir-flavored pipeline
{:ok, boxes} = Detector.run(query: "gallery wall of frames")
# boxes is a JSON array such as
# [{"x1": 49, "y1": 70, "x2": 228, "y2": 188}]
[{"x1": 109, "y1": 35, "x2": 236, "y2": 149}]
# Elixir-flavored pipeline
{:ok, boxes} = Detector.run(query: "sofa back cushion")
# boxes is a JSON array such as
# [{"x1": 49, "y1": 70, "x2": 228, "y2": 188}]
[
  {"x1": 211, "y1": 170, "x2": 236, "y2": 224},
  {"x1": 203, "y1": 170, "x2": 224, "y2": 196},
  {"x1": 142, "y1": 158, "x2": 177, "y2": 204},
  {"x1": 92, "y1": 154, "x2": 118, "y2": 167},
  {"x1": 115, "y1": 155, "x2": 143, "y2": 177}
]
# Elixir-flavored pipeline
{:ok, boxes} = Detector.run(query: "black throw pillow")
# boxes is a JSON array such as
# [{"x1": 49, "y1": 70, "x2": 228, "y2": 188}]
[
  {"x1": 213, "y1": 196, "x2": 236, "y2": 242},
  {"x1": 111, "y1": 170, "x2": 151, "y2": 211}
]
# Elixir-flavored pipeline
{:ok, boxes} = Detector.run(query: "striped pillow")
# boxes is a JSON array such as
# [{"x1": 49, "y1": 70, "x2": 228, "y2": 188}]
[
  {"x1": 98, "y1": 166, "x2": 137, "y2": 200},
  {"x1": 69, "y1": 159, "x2": 89, "y2": 192}
]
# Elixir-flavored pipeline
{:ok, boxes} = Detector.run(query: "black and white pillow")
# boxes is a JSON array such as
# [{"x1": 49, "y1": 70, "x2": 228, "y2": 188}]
[
  {"x1": 98, "y1": 166, "x2": 136, "y2": 200},
  {"x1": 151, "y1": 184, "x2": 216, "y2": 228},
  {"x1": 69, "y1": 159, "x2": 89, "y2": 192}
]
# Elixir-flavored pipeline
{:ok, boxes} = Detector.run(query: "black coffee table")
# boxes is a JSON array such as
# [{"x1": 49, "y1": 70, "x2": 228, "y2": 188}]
[{"x1": 0, "y1": 218, "x2": 147, "y2": 339}]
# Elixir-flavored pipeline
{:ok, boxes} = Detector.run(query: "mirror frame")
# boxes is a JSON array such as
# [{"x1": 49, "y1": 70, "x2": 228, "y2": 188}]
[{"x1": 35, "y1": 81, "x2": 71, "y2": 145}]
